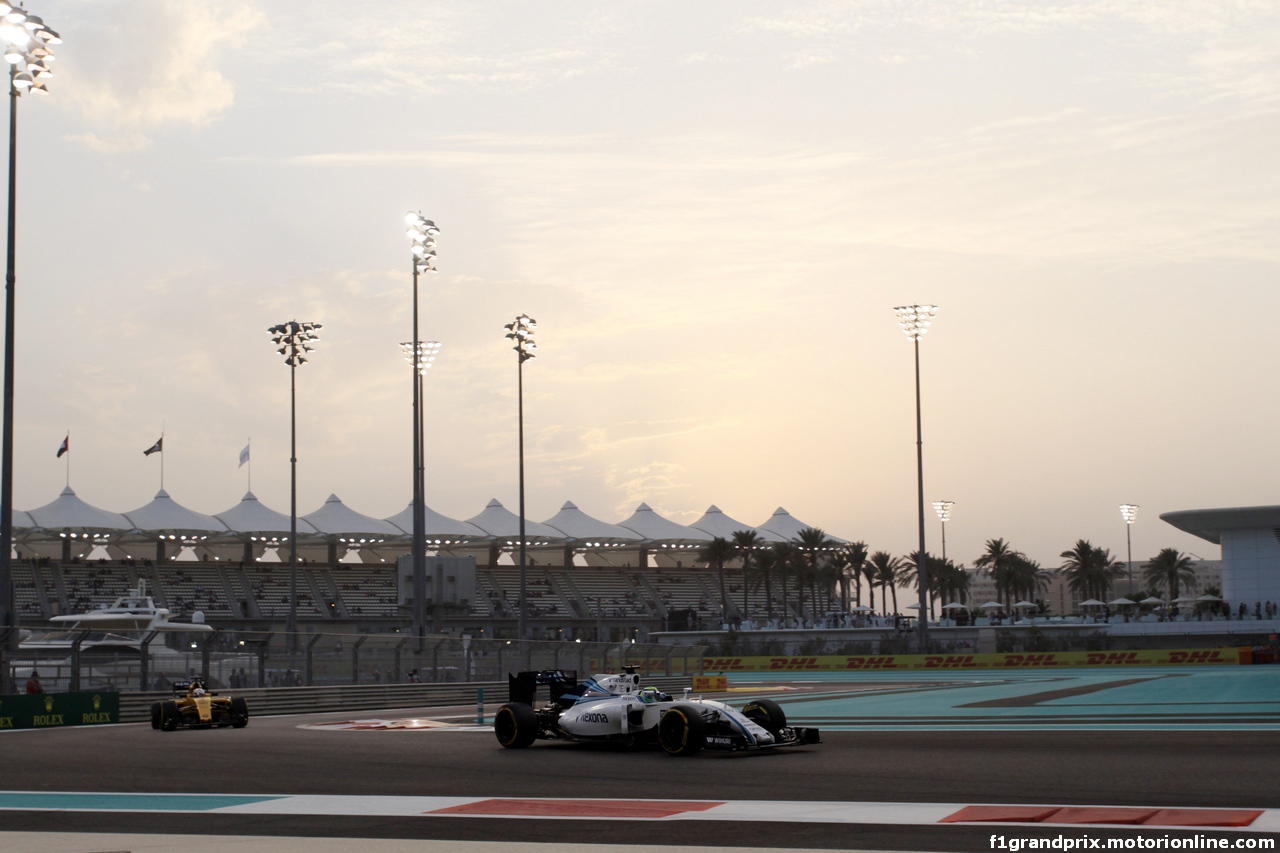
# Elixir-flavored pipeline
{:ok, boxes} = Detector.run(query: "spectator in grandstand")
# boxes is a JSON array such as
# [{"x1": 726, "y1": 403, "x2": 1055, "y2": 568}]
[{"x1": 25, "y1": 671, "x2": 44, "y2": 694}]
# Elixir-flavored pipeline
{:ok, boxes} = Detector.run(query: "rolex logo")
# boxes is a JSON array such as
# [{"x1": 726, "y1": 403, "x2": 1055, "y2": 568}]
[
  {"x1": 44, "y1": 696, "x2": 53, "y2": 712},
  {"x1": 92, "y1": 695, "x2": 101, "y2": 711}
]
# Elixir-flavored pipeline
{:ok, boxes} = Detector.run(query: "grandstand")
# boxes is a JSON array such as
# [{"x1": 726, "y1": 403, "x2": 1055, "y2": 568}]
[{"x1": 10, "y1": 558, "x2": 767, "y2": 639}]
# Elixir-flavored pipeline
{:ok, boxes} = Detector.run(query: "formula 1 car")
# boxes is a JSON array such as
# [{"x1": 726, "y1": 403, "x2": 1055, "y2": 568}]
[
  {"x1": 494, "y1": 668, "x2": 819, "y2": 756},
  {"x1": 150, "y1": 680, "x2": 249, "y2": 731}
]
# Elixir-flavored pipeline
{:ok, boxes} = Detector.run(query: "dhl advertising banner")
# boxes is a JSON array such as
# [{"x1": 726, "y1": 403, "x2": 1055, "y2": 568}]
[
  {"x1": 703, "y1": 648, "x2": 1249, "y2": 673},
  {"x1": 0, "y1": 691, "x2": 119, "y2": 730}
]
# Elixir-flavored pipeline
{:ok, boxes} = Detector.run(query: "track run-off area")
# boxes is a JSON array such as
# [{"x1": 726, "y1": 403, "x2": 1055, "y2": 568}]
[{"x1": 1, "y1": 666, "x2": 1276, "y2": 852}]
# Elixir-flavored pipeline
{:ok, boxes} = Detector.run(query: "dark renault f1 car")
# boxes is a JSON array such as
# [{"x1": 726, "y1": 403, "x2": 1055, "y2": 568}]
[
  {"x1": 150, "y1": 680, "x2": 249, "y2": 731},
  {"x1": 494, "y1": 668, "x2": 819, "y2": 756}
]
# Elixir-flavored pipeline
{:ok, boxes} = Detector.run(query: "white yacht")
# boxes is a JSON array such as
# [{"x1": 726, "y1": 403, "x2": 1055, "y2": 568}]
[{"x1": 21, "y1": 580, "x2": 212, "y2": 652}]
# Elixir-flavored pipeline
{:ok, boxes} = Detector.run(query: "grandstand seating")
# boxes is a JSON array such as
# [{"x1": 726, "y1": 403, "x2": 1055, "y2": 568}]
[
  {"x1": 329, "y1": 564, "x2": 399, "y2": 618},
  {"x1": 152, "y1": 564, "x2": 236, "y2": 617},
  {"x1": 559, "y1": 567, "x2": 652, "y2": 618},
  {"x1": 491, "y1": 567, "x2": 572, "y2": 618},
  {"x1": 10, "y1": 559, "x2": 810, "y2": 630}
]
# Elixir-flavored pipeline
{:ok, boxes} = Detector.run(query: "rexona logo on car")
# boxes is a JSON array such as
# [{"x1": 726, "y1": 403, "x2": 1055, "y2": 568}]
[{"x1": 579, "y1": 713, "x2": 609, "y2": 723}]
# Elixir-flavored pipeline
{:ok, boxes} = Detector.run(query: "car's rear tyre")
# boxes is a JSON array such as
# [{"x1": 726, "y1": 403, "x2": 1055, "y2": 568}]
[
  {"x1": 742, "y1": 698, "x2": 786, "y2": 734},
  {"x1": 494, "y1": 702, "x2": 538, "y2": 748},
  {"x1": 150, "y1": 702, "x2": 161, "y2": 730},
  {"x1": 159, "y1": 700, "x2": 179, "y2": 731},
  {"x1": 658, "y1": 704, "x2": 706, "y2": 756},
  {"x1": 230, "y1": 697, "x2": 249, "y2": 728}
]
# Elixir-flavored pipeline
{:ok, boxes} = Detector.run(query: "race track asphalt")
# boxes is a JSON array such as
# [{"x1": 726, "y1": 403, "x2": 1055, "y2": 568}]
[{"x1": 1, "y1": 701, "x2": 1277, "y2": 851}]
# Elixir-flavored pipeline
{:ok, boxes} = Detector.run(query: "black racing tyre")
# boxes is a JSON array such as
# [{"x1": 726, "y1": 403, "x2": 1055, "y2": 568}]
[
  {"x1": 742, "y1": 698, "x2": 787, "y2": 735},
  {"x1": 494, "y1": 702, "x2": 538, "y2": 748},
  {"x1": 658, "y1": 704, "x2": 706, "y2": 757},
  {"x1": 150, "y1": 702, "x2": 161, "y2": 730},
  {"x1": 230, "y1": 697, "x2": 249, "y2": 728},
  {"x1": 159, "y1": 700, "x2": 179, "y2": 732}
]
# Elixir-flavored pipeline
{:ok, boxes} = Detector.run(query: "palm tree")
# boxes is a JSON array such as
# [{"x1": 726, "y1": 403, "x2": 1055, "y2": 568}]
[
  {"x1": 771, "y1": 542, "x2": 798, "y2": 624},
  {"x1": 731, "y1": 529, "x2": 762, "y2": 619},
  {"x1": 1060, "y1": 539, "x2": 1124, "y2": 603},
  {"x1": 753, "y1": 546, "x2": 778, "y2": 621},
  {"x1": 794, "y1": 527, "x2": 835, "y2": 621},
  {"x1": 696, "y1": 537, "x2": 735, "y2": 623},
  {"x1": 831, "y1": 541, "x2": 869, "y2": 613},
  {"x1": 1143, "y1": 548, "x2": 1197, "y2": 601},
  {"x1": 1008, "y1": 554, "x2": 1049, "y2": 605},
  {"x1": 867, "y1": 551, "x2": 901, "y2": 616},
  {"x1": 974, "y1": 538, "x2": 1023, "y2": 610},
  {"x1": 931, "y1": 557, "x2": 971, "y2": 608}
]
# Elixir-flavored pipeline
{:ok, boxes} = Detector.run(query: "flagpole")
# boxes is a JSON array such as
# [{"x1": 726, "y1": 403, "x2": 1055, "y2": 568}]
[
  {"x1": 247, "y1": 437, "x2": 251, "y2": 492},
  {"x1": 159, "y1": 430, "x2": 164, "y2": 490},
  {"x1": 64, "y1": 429, "x2": 68, "y2": 487}
]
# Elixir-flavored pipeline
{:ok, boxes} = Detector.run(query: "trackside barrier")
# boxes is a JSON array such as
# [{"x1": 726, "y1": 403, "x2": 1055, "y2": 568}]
[
  {"x1": 702, "y1": 648, "x2": 1252, "y2": 672},
  {"x1": 116, "y1": 675, "x2": 693, "y2": 724}
]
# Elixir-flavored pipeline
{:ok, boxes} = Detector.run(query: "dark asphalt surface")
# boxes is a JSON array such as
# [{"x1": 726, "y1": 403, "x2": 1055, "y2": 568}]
[{"x1": 2, "y1": 705, "x2": 1277, "y2": 850}]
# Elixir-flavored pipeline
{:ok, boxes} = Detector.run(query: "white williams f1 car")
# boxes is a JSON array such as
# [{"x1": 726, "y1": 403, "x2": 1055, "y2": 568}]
[{"x1": 493, "y1": 668, "x2": 820, "y2": 756}]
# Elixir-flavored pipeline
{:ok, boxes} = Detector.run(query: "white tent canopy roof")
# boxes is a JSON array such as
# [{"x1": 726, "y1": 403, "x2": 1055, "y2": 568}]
[
  {"x1": 756, "y1": 507, "x2": 848, "y2": 544},
  {"x1": 123, "y1": 489, "x2": 230, "y2": 536},
  {"x1": 689, "y1": 505, "x2": 785, "y2": 543},
  {"x1": 303, "y1": 494, "x2": 404, "y2": 539},
  {"x1": 618, "y1": 503, "x2": 712, "y2": 545},
  {"x1": 214, "y1": 491, "x2": 318, "y2": 537},
  {"x1": 465, "y1": 499, "x2": 563, "y2": 541},
  {"x1": 385, "y1": 502, "x2": 486, "y2": 541},
  {"x1": 542, "y1": 501, "x2": 642, "y2": 543},
  {"x1": 26, "y1": 486, "x2": 133, "y2": 533}
]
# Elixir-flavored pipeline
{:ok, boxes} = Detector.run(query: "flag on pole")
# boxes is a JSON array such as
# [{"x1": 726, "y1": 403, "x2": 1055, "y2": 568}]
[
  {"x1": 144, "y1": 437, "x2": 163, "y2": 456},
  {"x1": 56, "y1": 436, "x2": 68, "y2": 458},
  {"x1": 239, "y1": 444, "x2": 250, "y2": 468}
]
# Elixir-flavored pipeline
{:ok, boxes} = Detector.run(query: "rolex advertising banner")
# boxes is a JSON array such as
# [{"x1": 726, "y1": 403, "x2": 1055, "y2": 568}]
[{"x1": 0, "y1": 692, "x2": 119, "y2": 729}]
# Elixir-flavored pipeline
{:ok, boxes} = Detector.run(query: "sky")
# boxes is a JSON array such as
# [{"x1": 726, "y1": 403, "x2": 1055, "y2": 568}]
[{"x1": 9, "y1": 0, "x2": 1280, "y2": 569}]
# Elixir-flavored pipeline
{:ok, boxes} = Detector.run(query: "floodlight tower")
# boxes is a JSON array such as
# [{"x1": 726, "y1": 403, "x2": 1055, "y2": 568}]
[
  {"x1": 894, "y1": 303, "x2": 938, "y2": 650},
  {"x1": 933, "y1": 500, "x2": 954, "y2": 563},
  {"x1": 504, "y1": 314, "x2": 536, "y2": 641},
  {"x1": 404, "y1": 212, "x2": 439, "y2": 646},
  {"x1": 1120, "y1": 504, "x2": 1138, "y2": 596},
  {"x1": 0, "y1": 5, "x2": 60, "y2": 653},
  {"x1": 268, "y1": 320, "x2": 322, "y2": 647}
]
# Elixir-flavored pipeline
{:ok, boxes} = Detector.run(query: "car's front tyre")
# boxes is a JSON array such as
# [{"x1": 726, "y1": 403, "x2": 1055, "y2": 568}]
[
  {"x1": 150, "y1": 702, "x2": 161, "y2": 730},
  {"x1": 230, "y1": 697, "x2": 249, "y2": 728},
  {"x1": 658, "y1": 704, "x2": 706, "y2": 756},
  {"x1": 494, "y1": 702, "x2": 538, "y2": 748},
  {"x1": 159, "y1": 701, "x2": 179, "y2": 732},
  {"x1": 742, "y1": 698, "x2": 787, "y2": 735}
]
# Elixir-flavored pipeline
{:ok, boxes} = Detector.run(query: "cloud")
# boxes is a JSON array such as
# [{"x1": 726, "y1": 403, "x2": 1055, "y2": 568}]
[
  {"x1": 604, "y1": 462, "x2": 693, "y2": 518},
  {"x1": 59, "y1": 0, "x2": 262, "y2": 151}
]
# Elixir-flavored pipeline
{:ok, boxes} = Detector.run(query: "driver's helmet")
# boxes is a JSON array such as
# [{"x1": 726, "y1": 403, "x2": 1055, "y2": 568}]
[
  {"x1": 193, "y1": 687, "x2": 206, "y2": 697},
  {"x1": 637, "y1": 686, "x2": 668, "y2": 704}
]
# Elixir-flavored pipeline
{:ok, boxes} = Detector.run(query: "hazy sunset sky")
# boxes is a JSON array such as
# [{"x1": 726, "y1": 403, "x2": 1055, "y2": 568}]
[{"x1": 11, "y1": 1, "x2": 1280, "y2": 567}]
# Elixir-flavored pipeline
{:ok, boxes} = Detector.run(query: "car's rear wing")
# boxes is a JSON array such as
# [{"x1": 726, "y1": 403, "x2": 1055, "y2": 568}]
[{"x1": 507, "y1": 669, "x2": 578, "y2": 705}]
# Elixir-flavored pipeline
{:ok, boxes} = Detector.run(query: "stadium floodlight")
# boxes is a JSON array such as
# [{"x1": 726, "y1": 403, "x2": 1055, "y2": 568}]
[
  {"x1": 267, "y1": 320, "x2": 322, "y2": 648},
  {"x1": 893, "y1": 304, "x2": 940, "y2": 651},
  {"x1": 933, "y1": 500, "x2": 955, "y2": 563},
  {"x1": 1120, "y1": 504, "x2": 1138, "y2": 596},
  {"x1": 400, "y1": 340, "x2": 442, "y2": 374},
  {"x1": 0, "y1": 4, "x2": 60, "y2": 648},
  {"x1": 505, "y1": 313, "x2": 538, "y2": 640}
]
